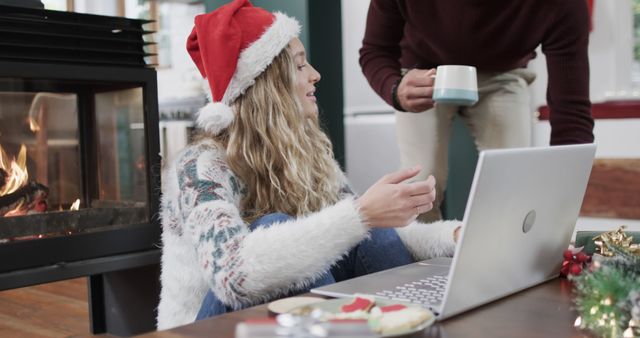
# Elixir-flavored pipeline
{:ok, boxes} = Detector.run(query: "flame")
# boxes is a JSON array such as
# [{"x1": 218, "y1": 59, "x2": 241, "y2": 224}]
[
  {"x1": 4, "y1": 201, "x2": 25, "y2": 217},
  {"x1": 28, "y1": 117, "x2": 40, "y2": 133},
  {"x1": 0, "y1": 144, "x2": 29, "y2": 196},
  {"x1": 69, "y1": 199, "x2": 80, "y2": 211}
]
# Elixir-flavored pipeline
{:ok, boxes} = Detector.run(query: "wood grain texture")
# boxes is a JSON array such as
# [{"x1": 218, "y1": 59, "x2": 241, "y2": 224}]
[
  {"x1": 580, "y1": 159, "x2": 640, "y2": 219},
  {"x1": 0, "y1": 278, "x2": 90, "y2": 338}
]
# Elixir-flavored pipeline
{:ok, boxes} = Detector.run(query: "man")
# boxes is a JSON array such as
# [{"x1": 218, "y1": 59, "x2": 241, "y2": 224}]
[{"x1": 360, "y1": 0, "x2": 594, "y2": 222}]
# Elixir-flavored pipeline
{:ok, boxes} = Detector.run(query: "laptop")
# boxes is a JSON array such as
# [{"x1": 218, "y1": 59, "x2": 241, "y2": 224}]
[{"x1": 312, "y1": 143, "x2": 596, "y2": 320}]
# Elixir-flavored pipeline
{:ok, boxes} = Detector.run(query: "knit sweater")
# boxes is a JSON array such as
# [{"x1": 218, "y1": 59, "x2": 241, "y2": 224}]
[
  {"x1": 360, "y1": 0, "x2": 594, "y2": 145},
  {"x1": 157, "y1": 139, "x2": 458, "y2": 330}
]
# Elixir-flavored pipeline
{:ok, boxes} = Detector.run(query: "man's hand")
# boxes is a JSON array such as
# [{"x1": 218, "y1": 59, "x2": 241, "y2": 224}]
[{"x1": 396, "y1": 68, "x2": 436, "y2": 112}]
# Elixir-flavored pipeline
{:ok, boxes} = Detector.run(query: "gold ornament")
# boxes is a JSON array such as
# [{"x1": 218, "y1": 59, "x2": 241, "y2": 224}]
[{"x1": 593, "y1": 226, "x2": 640, "y2": 257}]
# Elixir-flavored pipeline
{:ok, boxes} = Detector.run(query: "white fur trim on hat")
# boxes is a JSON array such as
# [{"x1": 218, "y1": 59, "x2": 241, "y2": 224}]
[
  {"x1": 196, "y1": 102, "x2": 234, "y2": 135},
  {"x1": 222, "y1": 12, "x2": 300, "y2": 104}
]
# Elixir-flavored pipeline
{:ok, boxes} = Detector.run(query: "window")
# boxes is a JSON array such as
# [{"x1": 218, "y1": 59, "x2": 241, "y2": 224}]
[{"x1": 124, "y1": 0, "x2": 171, "y2": 68}]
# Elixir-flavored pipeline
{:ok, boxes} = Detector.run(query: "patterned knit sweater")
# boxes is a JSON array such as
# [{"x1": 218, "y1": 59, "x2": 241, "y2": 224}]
[{"x1": 157, "y1": 139, "x2": 459, "y2": 330}]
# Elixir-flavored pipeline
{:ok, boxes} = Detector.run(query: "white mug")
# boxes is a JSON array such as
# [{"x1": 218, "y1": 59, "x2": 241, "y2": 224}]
[{"x1": 433, "y1": 65, "x2": 478, "y2": 106}]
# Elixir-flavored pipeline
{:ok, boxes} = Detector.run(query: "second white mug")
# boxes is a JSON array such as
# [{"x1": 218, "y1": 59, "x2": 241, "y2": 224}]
[{"x1": 433, "y1": 65, "x2": 478, "y2": 106}]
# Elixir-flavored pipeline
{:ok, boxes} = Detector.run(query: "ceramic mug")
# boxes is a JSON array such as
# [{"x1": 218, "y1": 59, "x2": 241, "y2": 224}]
[{"x1": 433, "y1": 65, "x2": 478, "y2": 106}]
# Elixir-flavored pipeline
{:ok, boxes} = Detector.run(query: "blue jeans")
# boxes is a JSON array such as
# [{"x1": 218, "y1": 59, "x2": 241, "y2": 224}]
[{"x1": 195, "y1": 213, "x2": 413, "y2": 321}]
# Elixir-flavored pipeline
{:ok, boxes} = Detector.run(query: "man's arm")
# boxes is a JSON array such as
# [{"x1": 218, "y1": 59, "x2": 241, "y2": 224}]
[
  {"x1": 542, "y1": 0, "x2": 594, "y2": 145},
  {"x1": 359, "y1": 0, "x2": 405, "y2": 106}
]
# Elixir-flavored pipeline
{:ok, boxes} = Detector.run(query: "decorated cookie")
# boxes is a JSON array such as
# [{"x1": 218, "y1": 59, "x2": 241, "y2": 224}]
[{"x1": 340, "y1": 296, "x2": 375, "y2": 313}]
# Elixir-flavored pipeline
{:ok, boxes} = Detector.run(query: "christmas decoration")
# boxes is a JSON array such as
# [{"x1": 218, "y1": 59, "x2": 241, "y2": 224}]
[
  {"x1": 186, "y1": 0, "x2": 301, "y2": 135},
  {"x1": 593, "y1": 225, "x2": 640, "y2": 257},
  {"x1": 572, "y1": 227, "x2": 640, "y2": 338},
  {"x1": 561, "y1": 246, "x2": 591, "y2": 277}
]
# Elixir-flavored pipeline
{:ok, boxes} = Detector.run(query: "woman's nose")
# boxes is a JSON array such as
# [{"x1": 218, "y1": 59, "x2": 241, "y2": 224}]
[{"x1": 310, "y1": 65, "x2": 321, "y2": 83}]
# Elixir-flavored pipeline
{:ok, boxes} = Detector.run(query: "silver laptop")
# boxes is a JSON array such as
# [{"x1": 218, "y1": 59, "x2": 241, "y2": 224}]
[{"x1": 312, "y1": 144, "x2": 596, "y2": 320}]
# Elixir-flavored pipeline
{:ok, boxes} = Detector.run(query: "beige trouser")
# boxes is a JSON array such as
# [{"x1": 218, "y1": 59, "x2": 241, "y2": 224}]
[{"x1": 395, "y1": 68, "x2": 536, "y2": 223}]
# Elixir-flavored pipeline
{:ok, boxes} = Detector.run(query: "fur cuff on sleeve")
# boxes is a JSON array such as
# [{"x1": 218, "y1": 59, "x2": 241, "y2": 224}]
[
  {"x1": 218, "y1": 198, "x2": 369, "y2": 308},
  {"x1": 395, "y1": 220, "x2": 460, "y2": 261}
]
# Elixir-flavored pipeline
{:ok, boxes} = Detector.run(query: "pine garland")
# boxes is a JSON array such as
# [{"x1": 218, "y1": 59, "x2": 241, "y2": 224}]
[{"x1": 573, "y1": 246, "x2": 640, "y2": 337}]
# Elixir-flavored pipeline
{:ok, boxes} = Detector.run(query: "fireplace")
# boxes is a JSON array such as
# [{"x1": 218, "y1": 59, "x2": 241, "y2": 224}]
[
  {"x1": 0, "y1": 87, "x2": 150, "y2": 240},
  {"x1": 0, "y1": 3, "x2": 162, "y2": 334},
  {"x1": 0, "y1": 4, "x2": 161, "y2": 329}
]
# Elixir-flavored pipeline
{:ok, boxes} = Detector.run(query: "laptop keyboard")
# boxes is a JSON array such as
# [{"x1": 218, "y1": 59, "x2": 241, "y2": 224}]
[{"x1": 374, "y1": 275, "x2": 448, "y2": 306}]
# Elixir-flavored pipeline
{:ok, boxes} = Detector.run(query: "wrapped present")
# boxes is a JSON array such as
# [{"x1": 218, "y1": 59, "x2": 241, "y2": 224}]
[{"x1": 574, "y1": 226, "x2": 640, "y2": 256}]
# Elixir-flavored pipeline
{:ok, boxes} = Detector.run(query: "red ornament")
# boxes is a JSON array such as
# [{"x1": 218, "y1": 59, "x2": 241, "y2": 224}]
[
  {"x1": 559, "y1": 247, "x2": 591, "y2": 278},
  {"x1": 575, "y1": 252, "x2": 589, "y2": 263},
  {"x1": 569, "y1": 263, "x2": 582, "y2": 275}
]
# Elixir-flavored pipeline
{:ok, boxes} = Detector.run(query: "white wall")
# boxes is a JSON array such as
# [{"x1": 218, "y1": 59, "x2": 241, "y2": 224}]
[
  {"x1": 341, "y1": 0, "x2": 391, "y2": 116},
  {"x1": 156, "y1": 3, "x2": 205, "y2": 102},
  {"x1": 341, "y1": 0, "x2": 399, "y2": 195}
]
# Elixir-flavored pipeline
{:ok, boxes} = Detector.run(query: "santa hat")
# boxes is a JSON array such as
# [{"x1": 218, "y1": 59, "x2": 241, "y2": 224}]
[{"x1": 187, "y1": 0, "x2": 301, "y2": 135}]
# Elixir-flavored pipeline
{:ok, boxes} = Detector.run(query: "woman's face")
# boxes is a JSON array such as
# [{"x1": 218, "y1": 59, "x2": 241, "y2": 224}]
[{"x1": 289, "y1": 38, "x2": 321, "y2": 117}]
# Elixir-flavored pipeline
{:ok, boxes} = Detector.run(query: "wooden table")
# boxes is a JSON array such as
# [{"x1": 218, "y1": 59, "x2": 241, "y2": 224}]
[{"x1": 138, "y1": 279, "x2": 590, "y2": 338}]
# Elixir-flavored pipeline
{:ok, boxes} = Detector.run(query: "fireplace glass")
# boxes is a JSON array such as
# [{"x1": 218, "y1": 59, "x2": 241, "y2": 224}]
[{"x1": 0, "y1": 79, "x2": 149, "y2": 243}]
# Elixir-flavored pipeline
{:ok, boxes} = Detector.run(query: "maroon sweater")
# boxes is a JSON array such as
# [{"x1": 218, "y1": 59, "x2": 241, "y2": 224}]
[{"x1": 360, "y1": 0, "x2": 594, "y2": 145}]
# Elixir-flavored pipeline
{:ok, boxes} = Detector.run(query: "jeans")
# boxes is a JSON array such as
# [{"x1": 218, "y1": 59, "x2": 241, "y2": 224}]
[{"x1": 195, "y1": 213, "x2": 413, "y2": 321}]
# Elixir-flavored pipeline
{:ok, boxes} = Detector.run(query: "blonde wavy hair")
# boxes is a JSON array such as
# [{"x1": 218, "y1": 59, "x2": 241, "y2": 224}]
[{"x1": 212, "y1": 46, "x2": 341, "y2": 223}]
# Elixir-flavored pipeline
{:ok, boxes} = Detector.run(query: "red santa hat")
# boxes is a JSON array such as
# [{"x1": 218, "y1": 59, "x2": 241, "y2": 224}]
[{"x1": 187, "y1": 0, "x2": 301, "y2": 135}]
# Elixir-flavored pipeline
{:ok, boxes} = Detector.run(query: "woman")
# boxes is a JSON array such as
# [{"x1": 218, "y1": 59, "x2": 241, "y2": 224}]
[{"x1": 157, "y1": 0, "x2": 460, "y2": 330}]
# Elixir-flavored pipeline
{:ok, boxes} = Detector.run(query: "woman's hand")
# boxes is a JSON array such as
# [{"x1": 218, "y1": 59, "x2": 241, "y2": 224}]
[
  {"x1": 397, "y1": 68, "x2": 436, "y2": 112},
  {"x1": 356, "y1": 166, "x2": 436, "y2": 228}
]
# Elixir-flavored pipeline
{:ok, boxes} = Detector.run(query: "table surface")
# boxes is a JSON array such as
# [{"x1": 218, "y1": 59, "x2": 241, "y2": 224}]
[{"x1": 136, "y1": 278, "x2": 592, "y2": 338}]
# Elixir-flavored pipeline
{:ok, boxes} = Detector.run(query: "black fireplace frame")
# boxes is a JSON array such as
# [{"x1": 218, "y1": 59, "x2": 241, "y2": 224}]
[{"x1": 0, "y1": 59, "x2": 161, "y2": 290}]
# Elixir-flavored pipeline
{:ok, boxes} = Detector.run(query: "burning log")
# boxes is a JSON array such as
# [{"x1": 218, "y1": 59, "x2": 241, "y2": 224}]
[
  {"x1": 0, "y1": 168, "x2": 6, "y2": 192},
  {"x1": 0, "y1": 181, "x2": 49, "y2": 217},
  {"x1": 0, "y1": 202, "x2": 148, "y2": 240}
]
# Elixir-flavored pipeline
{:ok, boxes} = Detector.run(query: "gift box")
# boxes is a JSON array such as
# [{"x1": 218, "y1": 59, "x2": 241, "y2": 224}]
[{"x1": 575, "y1": 230, "x2": 640, "y2": 255}]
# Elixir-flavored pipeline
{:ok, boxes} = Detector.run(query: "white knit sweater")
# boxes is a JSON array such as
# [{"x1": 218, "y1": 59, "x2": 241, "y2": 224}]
[{"x1": 157, "y1": 139, "x2": 458, "y2": 330}]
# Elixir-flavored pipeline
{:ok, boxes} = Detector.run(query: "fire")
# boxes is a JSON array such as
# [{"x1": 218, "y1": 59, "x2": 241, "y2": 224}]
[
  {"x1": 0, "y1": 144, "x2": 29, "y2": 196},
  {"x1": 4, "y1": 201, "x2": 25, "y2": 217},
  {"x1": 69, "y1": 199, "x2": 80, "y2": 211},
  {"x1": 28, "y1": 117, "x2": 40, "y2": 133}
]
